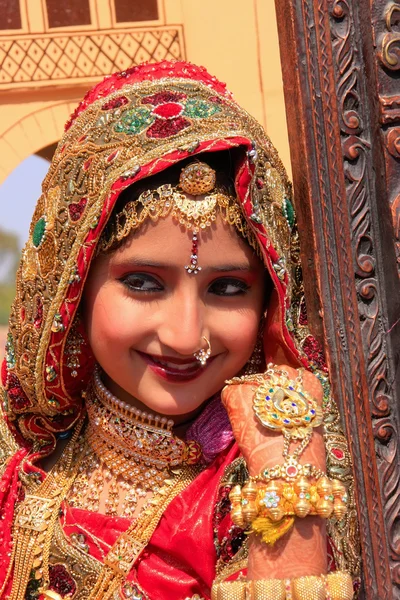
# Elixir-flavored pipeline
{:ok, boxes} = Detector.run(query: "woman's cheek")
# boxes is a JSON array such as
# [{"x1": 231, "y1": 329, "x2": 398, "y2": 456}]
[
  {"x1": 222, "y1": 314, "x2": 259, "y2": 357},
  {"x1": 90, "y1": 294, "x2": 138, "y2": 352}
]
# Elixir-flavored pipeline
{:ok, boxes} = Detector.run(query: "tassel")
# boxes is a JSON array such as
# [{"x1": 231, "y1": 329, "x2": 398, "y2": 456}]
[{"x1": 250, "y1": 515, "x2": 295, "y2": 545}]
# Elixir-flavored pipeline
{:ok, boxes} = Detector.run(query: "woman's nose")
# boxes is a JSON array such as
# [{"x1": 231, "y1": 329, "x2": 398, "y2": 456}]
[{"x1": 158, "y1": 296, "x2": 208, "y2": 357}]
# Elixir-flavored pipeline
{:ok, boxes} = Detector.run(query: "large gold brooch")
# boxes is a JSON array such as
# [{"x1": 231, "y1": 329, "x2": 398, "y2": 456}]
[{"x1": 253, "y1": 371, "x2": 323, "y2": 440}]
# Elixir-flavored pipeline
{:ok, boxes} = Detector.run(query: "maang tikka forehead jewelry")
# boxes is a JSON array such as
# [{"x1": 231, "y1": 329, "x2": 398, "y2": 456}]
[
  {"x1": 98, "y1": 161, "x2": 260, "y2": 266},
  {"x1": 177, "y1": 161, "x2": 216, "y2": 275}
]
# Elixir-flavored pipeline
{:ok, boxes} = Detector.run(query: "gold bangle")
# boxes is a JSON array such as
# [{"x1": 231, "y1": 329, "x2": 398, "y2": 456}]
[
  {"x1": 256, "y1": 477, "x2": 348, "y2": 520},
  {"x1": 211, "y1": 580, "x2": 247, "y2": 600},
  {"x1": 229, "y1": 477, "x2": 349, "y2": 544},
  {"x1": 211, "y1": 571, "x2": 354, "y2": 600}
]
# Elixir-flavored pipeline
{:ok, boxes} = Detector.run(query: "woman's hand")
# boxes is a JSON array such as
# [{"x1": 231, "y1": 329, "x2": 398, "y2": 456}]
[
  {"x1": 221, "y1": 365, "x2": 328, "y2": 579},
  {"x1": 221, "y1": 365, "x2": 325, "y2": 475}
]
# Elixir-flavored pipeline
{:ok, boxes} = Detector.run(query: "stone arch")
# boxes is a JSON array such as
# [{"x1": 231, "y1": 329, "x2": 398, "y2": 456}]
[{"x1": 0, "y1": 100, "x2": 78, "y2": 185}]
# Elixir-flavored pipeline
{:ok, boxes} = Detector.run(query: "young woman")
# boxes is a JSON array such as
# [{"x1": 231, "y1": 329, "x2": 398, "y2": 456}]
[{"x1": 0, "y1": 61, "x2": 359, "y2": 599}]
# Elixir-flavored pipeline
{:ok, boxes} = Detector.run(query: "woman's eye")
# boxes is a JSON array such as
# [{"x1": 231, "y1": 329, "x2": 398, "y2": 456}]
[
  {"x1": 209, "y1": 278, "x2": 250, "y2": 296},
  {"x1": 120, "y1": 274, "x2": 163, "y2": 293}
]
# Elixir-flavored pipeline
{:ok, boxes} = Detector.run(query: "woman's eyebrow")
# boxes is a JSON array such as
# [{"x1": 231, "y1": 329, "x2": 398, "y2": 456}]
[
  {"x1": 208, "y1": 263, "x2": 255, "y2": 272},
  {"x1": 113, "y1": 258, "x2": 174, "y2": 269}
]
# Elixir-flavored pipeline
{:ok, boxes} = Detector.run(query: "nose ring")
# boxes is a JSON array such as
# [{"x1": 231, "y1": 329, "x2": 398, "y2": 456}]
[{"x1": 194, "y1": 336, "x2": 212, "y2": 366}]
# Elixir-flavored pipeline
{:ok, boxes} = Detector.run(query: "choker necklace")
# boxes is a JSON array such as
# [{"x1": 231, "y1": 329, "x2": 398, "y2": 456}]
[{"x1": 68, "y1": 369, "x2": 202, "y2": 517}]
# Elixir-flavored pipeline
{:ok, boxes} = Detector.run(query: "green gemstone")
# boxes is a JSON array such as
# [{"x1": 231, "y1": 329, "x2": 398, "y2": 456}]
[
  {"x1": 269, "y1": 388, "x2": 274, "y2": 393},
  {"x1": 283, "y1": 198, "x2": 295, "y2": 228},
  {"x1": 32, "y1": 217, "x2": 46, "y2": 248},
  {"x1": 330, "y1": 466, "x2": 347, "y2": 476},
  {"x1": 114, "y1": 107, "x2": 153, "y2": 135},
  {"x1": 5, "y1": 333, "x2": 15, "y2": 368},
  {"x1": 184, "y1": 98, "x2": 221, "y2": 119}
]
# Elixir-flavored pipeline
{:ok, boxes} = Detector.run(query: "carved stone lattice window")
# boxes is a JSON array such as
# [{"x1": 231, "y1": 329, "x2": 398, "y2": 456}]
[
  {"x1": 46, "y1": 0, "x2": 91, "y2": 28},
  {"x1": 114, "y1": 0, "x2": 158, "y2": 23},
  {"x1": 0, "y1": 0, "x2": 21, "y2": 30}
]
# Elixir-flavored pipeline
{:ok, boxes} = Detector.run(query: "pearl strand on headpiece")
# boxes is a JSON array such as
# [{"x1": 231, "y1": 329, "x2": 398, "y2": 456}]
[{"x1": 93, "y1": 367, "x2": 175, "y2": 431}]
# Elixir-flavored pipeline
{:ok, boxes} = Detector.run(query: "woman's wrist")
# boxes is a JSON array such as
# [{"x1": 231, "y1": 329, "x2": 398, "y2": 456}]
[{"x1": 247, "y1": 517, "x2": 327, "y2": 580}]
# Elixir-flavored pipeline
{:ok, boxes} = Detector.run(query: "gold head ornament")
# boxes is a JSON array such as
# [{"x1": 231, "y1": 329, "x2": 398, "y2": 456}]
[{"x1": 98, "y1": 161, "x2": 259, "y2": 273}]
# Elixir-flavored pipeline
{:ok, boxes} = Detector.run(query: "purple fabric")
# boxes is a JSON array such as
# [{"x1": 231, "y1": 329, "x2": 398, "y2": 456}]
[{"x1": 186, "y1": 395, "x2": 234, "y2": 464}]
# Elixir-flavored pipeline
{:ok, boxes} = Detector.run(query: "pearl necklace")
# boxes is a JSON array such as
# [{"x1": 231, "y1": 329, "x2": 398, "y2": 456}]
[{"x1": 93, "y1": 367, "x2": 175, "y2": 430}]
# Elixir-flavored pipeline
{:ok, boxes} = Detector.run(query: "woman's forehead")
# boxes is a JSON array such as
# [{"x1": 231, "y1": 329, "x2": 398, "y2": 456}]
[{"x1": 106, "y1": 215, "x2": 262, "y2": 270}]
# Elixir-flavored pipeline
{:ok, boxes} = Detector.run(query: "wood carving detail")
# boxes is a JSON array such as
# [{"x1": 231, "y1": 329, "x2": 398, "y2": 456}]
[
  {"x1": 385, "y1": 126, "x2": 400, "y2": 158},
  {"x1": 314, "y1": 2, "x2": 387, "y2": 593},
  {"x1": 379, "y1": 95, "x2": 400, "y2": 125},
  {"x1": 391, "y1": 194, "x2": 400, "y2": 274},
  {"x1": 379, "y1": 2, "x2": 400, "y2": 70},
  {"x1": 330, "y1": 0, "x2": 400, "y2": 591}
]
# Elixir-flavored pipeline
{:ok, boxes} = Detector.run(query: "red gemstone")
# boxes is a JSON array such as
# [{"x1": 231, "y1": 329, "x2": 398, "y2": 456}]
[
  {"x1": 7, "y1": 373, "x2": 31, "y2": 410},
  {"x1": 107, "y1": 149, "x2": 120, "y2": 163},
  {"x1": 101, "y1": 95, "x2": 129, "y2": 111},
  {"x1": 146, "y1": 116, "x2": 190, "y2": 139},
  {"x1": 331, "y1": 448, "x2": 345, "y2": 460},
  {"x1": 49, "y1": 562, "x2": 77, "y2": 597},
  {"x1": 68, "y1": 198, "x2": 87, "y2": 222},
  {"x1": 302, "y1": 335, "x2": 328, "y2": 373},
  {"x1": 142, "y1": 91, "x2": 186, "y2": 106},
  {"x1": 208, "y1": 95, "x2": 224, "y2": 104},
  {"x1": 152, "y1": 102, "x2": 183, "y2": 119},
  {"x1": 83, "y1": 158, "x2": 93, "y2": 171},
  {"x1": 286, "y1": 465, "x2": 298, "y2": 477}
]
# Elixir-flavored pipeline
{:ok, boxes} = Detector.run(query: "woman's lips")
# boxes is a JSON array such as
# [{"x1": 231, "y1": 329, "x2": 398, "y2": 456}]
[{"x1": 137, "y1": 351, "x2": 215, "y2": 383}]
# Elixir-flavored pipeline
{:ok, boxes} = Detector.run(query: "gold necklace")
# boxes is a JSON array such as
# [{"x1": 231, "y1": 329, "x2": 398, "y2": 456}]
[
  {"x1": 7, "y1": 372, "x2": 204, "y2": 599},
  {"x1": 7, "y1": 428, "x2": 201, "y2": 600},
  {"x1": 68, "y1": 369, "x2": 202, "y2": 517}
]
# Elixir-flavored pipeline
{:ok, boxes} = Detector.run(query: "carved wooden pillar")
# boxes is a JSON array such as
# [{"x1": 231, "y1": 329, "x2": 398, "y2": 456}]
[{"x1": 275, "y1": 0, "x2": 400, "y2": 598}]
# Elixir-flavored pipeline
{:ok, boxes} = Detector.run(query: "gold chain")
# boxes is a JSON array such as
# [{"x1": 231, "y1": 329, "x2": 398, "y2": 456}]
[{"x1": 6, "y1": 421, "x2": 85, "y2": 600}]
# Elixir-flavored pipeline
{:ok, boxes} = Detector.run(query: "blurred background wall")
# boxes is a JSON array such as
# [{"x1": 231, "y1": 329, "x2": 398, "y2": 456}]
[{"x1": 0, "y1": 0, "x2": 288, "y2": 354}]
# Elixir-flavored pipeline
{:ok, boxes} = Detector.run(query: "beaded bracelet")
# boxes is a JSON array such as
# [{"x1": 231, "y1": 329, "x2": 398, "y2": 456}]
[
  {"x1": 230, "y1": 474, "x2": 348, "y2": 544},
  {"x1": 211, "y1": 571, "x2": 354, "y2": 600}
]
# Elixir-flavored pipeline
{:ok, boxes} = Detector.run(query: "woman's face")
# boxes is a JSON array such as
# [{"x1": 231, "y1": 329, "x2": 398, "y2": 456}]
[{"x1": 83, "y1": 215, "x2": 266, "y2": 420}]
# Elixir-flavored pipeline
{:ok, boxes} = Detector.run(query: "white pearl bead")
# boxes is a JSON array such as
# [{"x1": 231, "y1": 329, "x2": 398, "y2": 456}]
[{"x1": 93, "y1": 366, "x2": 175, "y2": 427}]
